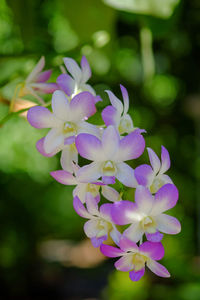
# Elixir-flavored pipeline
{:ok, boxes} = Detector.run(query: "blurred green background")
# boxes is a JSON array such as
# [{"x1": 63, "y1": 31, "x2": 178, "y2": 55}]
[{"x1": 0, "y1": 0, "x2": 200, "y2": 299}]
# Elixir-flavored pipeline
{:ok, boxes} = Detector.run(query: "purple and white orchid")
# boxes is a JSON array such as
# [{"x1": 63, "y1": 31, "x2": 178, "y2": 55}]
[
  {"x1": 27, "y1": 90, "x2": 99, "y2": 155},
  {"x1": 26, "y1": 54, "x2": 181, "y2": 282},
  {"x1": 112, "y1": 184, "x2": 181, "y2": 242},
  {"x1": 100, "y1": 237, "x2": 170, "y2": 281},
  {"x1": 20, "y1": 56, "x2": 58, "y2": 103},
  {"x1": 135, "y1": 146, "x2": 173, "y2": 193},
  {"x1": 75, "y1": 125, "x2": 145, "y2": 187},
  {"x1": 102, "y1": 85, "x2": 139, "y2": 135},
  {"x1": 57, "y1": 56, "x2": 99, "y2": 100},
  {"x1": 73, "y1": 193, "x2": 121, "y2": 247}
]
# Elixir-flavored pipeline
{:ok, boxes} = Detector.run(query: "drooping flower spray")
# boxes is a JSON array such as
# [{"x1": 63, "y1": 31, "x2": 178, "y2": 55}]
[{"x1": 27, "y1": 56, "x2": 181, "y2": 281}]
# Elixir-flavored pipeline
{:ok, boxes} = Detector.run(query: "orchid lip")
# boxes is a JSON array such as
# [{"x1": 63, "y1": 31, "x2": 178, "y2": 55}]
[
  {"x1": 118, "y1": 117, "x2": 133, "y2": 134},
  {"x1": 102, "y1": 160, "x2": 117, "y2": 176},
  {"x1": 141, "y1": 216, "x2": 156, "y2": 233},
  {"x1": 63, "y1": 122, "x2": 77, "y2": 136}
]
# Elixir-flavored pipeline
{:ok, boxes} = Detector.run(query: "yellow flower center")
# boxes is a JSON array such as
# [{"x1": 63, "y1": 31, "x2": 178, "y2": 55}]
[
  {"x1": 141, "y1": 216, "x2": 156, "y2": 233},
  {"x1": 132, "y1": 253, "x2": 146, "y2": 271},
  {"x1": 63, "y1": 122, "x2": 76, "y2": 136},
  {"x1": 86, "y1": 183, "x2": 100, "y2": 197},
  {"x1": 118, "y1": 118, "x2": 132, "y2": 134},
  {"x1": 150, "y1": 177, "x2": 164, "y2": 194},
  {"x1": 102, "y1": 160, "x2": 116, "y2": 176}
]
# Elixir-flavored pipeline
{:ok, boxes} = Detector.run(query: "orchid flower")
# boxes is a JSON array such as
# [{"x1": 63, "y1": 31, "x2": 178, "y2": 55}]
[
  {"x1": 75, "y1": 125, "x2": 145, "y2": 187},
  {"x1": 73, "y1": 193, "x2": 121, "y2": 247},
  {"x1": 20, "y1": 56, "x2": 58, "y2": 103},
  {"x1": 57, "y1": 56, "x2": 100, "y2": 101},
  {"x1": 100, "y1": 237, "x2": 170, "y2": 281},
  {"x1": 112, "y1": 184, "x2": 181, "y2": 243},
  {"x1": 135, "y1": 146, "x2": 173, "y2": 193},
  {"x1": 51, "y1": 163, "x2": 103, "y2": 203},
  {"x1": 27, "y1": 90, "x2": 99, "y2": 156},
  {"x1": 102, "y1": 85, "x2": 140, "y2": 135}
]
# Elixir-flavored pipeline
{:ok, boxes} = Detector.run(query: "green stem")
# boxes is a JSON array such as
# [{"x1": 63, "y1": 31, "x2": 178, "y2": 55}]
[{"x1": 140, "y1": 26, "x2": 155, "y2": 82}]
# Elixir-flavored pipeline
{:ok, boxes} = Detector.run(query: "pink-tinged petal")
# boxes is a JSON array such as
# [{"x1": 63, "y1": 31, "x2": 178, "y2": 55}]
[
  {"x1": 147, "y1": 147, "x2": 161, "y2": 174},
  {"x1": 110, "y1": 228, "x2": 121, "y2": 246},
  {"x1": 147, "y1": 260, "x2": 170, "y2": 278},
  {"x1": 106, "y1": 90, "x2": 123, "y2": 114},
  {"x1": 70, "y1": 91, "x2": 96, "y2": 120},
  {"x1": 50, "y1": 170, "x2": 77, "y2": 185},
  {"x1": 60, "y1": 145, "x2": 78, "y2": 173},
  {"x1": 85, "y1": 193, "x2": 99, "y2": 215},
  {"x1": 116, "y1": 131, "x2": 145, "y2": 161},
  {"x1": 135, "y1": 185, "x2": 154, "y2": 215},
  {"x1": 91, "y1": 236, "x2": 107, "y2": 247},
  {"x1": 64, "y1": 136, "x2": 75, "y2": 145},
  {"x1": 119, "y1": 237, "x2": 139, "y2": 252},
  {"x1": 115, "y1": 255, "x2": 133, "y2": 272},
  {"x1": 44, "y1": 128, "x2": 64, "y2": 153},
  {"x1": 36, "y1": 137, "x2": 60, "y2": 157},
  {"x1": 77, "y1": 162, "x2": 102, "y2": 183},
  {"x1": 134, "y1": 164, "x2": 154, "y2": 187},
  {"x1": 101, "y1": 105, "x2": 119, "y2": 126},
  {"x1": 155, "y1": 214, "x2": 181, "y2": 234},
  {"x1": 56, "y1": 73, "x2": 75, "y2": 96},
  {"x1": 151, "y1": 184, "x2": 179, "y2": 215},
  {"x1": 160, "y1": 146, "x2": 171, "y2": 174},
  {"x1": 120, "y1": 84, "x2": 129, "y2": 114},
  {"x1": 100, "y1": 203, "x2": 113, "y2": 221},
  {"x1": 84, "y1": 219, "x2": 99, "y2": 237},
  {"x1": 102, "y1": 126, "x2": 120, "y2": 159},
  {"x1": 36, "y1": 69, "x2": 52, "y2": 82},
  {"x1": 75, "y1": 133, "x2": 102, "y2": 161},
  {"x1": 111, "y1": 200, "x2": 137, "y2": 225},
  {"x1": 100, "y1": 244, "x2": 124, "y2": 257},
  {"x1": 26, "y1": 56, "x2": 45, "y2": 83},
  {"x1": 146, "y1": 231, "x2": 163, "y2": 242},
  {"x1": 123, "y1": 223, "x2": 144, "y2": 243},
  {"x1": 140, "y1": 241, "x2": 164, "y2": 260},
  {"x1": 129, "y1": 269, "x2": 145, "y2": 281},
  {"x1": 31, "y1": 82, "x2": 58, "y2": 93},
  {"x1": 52, "y1": 90, "x2": 70, "y2": 120},
  {"x1": 73, "y1": 196, "x2": 91, "y2": 218},
  {"x1": 81, "y1": 56, "x2": 91, "y2": 82},
  {"x1": 63, "y1": 57, "x2": 82, "y2": 82},
  {"x1": 101, "y1": 186, "x2": 120, "y2": 202},
  {"x1": 27, "y1": 106, "x2": 58, "y2": 129},
  {"x1": 73, "y1": 184, "x2": 87, "y2": 204},
  {"x1": 116, "y1": 162, "x2": 137, "y2": 188},
  {"x1": 102, "y1": 176, "x2": 115, "y2": 184}
]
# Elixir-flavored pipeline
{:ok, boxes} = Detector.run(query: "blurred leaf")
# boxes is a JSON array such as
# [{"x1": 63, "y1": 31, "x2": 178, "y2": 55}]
[{"x1": 103, "y1": 0, "x2": 180, "y2": 19}]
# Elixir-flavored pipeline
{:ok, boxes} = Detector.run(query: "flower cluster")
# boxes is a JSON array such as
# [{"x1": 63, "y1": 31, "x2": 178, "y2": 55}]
[{"x1": 27, "y1": 56, "x2": 181, "y2": 282}]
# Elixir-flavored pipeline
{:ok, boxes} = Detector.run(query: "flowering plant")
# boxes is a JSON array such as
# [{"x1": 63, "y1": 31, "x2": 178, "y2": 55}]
[{"x1": 26, "y1": 56, "x2": 181, "y2": 281}]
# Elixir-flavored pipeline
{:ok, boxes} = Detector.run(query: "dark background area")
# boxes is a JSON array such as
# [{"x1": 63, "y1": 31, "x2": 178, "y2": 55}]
[{"x1": 0, "y1": 0, "x2": 200, "y2": 299}]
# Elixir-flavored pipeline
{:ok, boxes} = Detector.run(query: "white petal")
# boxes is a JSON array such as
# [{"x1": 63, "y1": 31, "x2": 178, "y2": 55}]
[
  {"x1": 123, "y1": 223, "x2": 144, "y2": 243},
  {"x1": 147, "y1": 147, "x2": 161, "y2": 174},
  {"x1": 102, "y1": 186, "x2": 121, "y2": 202},
  {"x1": 106, "y1": 90, "x2": 123, "y2": 114},
  {"x1": 52, "y1": 90, "x2": 70, "y2": 121},
  {"x1": 84, "y1": 219, "x2": 99, "y2": 238},
  {"x1": 44, "y1": 128, "x2": 64, "y2": 154},
  {"x1": 63, "y1": 57, "x2": 82, "y2": 83},
  {"x1": 60, "y1": 144, "x2": 78, "y2": 173},
  {"x1": 116, "y1": 162, "x2": 137, "y2": 188},
  {"x1": 26, "y1": 56, "x2": 45, "y2": 83},
  {"x1": 77, "y1": 162, "x2": 102, "y2": 183},
  {"x1": 102, "y1": 126, "x2": 120, "y2": 159}
]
